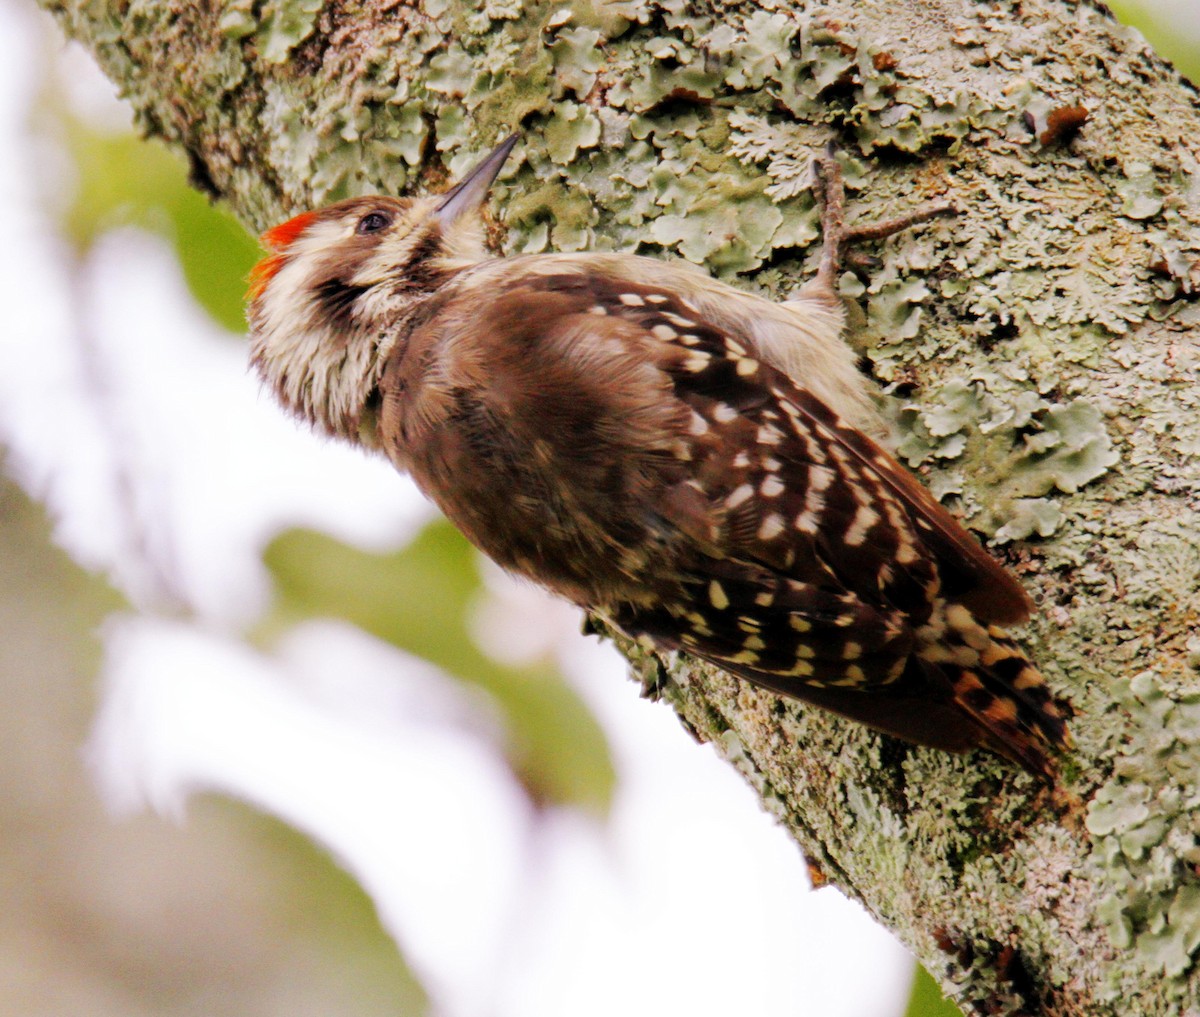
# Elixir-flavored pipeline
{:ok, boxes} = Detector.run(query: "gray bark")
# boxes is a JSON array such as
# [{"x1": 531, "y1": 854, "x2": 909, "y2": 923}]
[{"x1": 37, "y1": 0, "x2": 1200, "y2": 1013}]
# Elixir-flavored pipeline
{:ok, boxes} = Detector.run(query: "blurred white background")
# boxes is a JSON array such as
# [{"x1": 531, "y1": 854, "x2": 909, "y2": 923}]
[{"x1": 0, "y1": 2, "x2": 1193, "y2": 1015}]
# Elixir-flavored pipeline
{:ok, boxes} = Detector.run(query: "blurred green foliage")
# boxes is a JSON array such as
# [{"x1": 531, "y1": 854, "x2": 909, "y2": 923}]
[
  {"x1": 904, "y1": 964, "x2": 966, "y2": 1017},
  {"x1": 1108, "y1": 1, "x2": 1200, "y2": 81},
  {"x1": 59, "y1": 121, "x2": 261, "y2": 333},
  {"x1": 232, "y1": 801, "x2": 430, "y2": 1014},
  {"x1": 0, "y1": 475, "x2": 429, "y2": 1015},
  {"x1": 263, "y1": 521, "x2": 616, "y2": 811}
]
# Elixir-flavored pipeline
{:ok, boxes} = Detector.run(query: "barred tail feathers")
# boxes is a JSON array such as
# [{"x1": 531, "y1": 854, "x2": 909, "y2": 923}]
[{"x1": 920, "y1": 603, "x2": 1071, "y2": 780}]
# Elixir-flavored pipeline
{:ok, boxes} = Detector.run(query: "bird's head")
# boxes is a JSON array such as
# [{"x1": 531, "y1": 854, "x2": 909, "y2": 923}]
[{"x1": 247, "y1": 134, "x2": 518, "y2": 443}]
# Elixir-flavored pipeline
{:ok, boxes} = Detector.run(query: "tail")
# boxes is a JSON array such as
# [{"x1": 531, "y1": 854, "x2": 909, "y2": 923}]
[{"x1": 921, "y1": 604, "x2": 1072, "y2": 781}]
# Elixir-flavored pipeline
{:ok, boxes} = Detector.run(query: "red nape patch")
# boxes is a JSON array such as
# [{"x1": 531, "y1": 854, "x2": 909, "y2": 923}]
[
  {"x1": 247, "y1": 211, "x2": 318, "y2": 300},
  {"x1": 247, "y1": 254, "x2": 285, "y2": 300},
  {"x1": 260, "y1": 210, "x2": 318, "y2": 252}
]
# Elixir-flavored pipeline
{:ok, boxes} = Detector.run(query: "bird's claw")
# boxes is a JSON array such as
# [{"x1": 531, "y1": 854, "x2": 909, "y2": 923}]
[{"x1": 803, "y1": 147, "x2": 958, "y2": 302}]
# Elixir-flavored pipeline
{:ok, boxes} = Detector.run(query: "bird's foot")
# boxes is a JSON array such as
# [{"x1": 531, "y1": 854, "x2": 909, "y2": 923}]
[{"x1": 800, "y1": 146, "x2": 958, "y2": 302}]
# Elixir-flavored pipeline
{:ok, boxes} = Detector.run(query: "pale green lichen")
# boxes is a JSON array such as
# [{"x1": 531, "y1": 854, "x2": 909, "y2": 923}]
[
  {"x1": 425, "y1": 44, "x2": 475, "y2": 98},
  {"x1": 1004, "y1": 401, "x2": 1120, "y2": 495},
  {"x1": 711, "y1": 11, "x2": 796, "y2": 90},
  {"x1": 549, "y1": 24, "x2": 604, "y2": 98},
  {"x1": 543, "y1": 102, "x2": 602, "y2": 164},
  {"x1": 728, "y1": 110, "x2": 820, "y2": 200},
  {"x1": 649, "y1": 183, "x2": 783, "y2": 272},
  {"x1": 867, "y1": 278, "x2": 932, "y2": 344},
  {"x1": 1087, "y1": 673, "x2": 1200, "y2": 992},
  {"x1": 893, "y1": 380, "x2": 1118, "y2": 540},
  {"x1": 992, "y1": 498, "x2": 1063, "y2": 543},
  {"x1": 1118, "y1": 160, "x2": 1166, "y2": 221},
  {"x1": 256, "y1": 0, "x2": 324, "y2": 65},
  {"x1": 217, "y1": 0, "x2": 256, "y2": 40}
]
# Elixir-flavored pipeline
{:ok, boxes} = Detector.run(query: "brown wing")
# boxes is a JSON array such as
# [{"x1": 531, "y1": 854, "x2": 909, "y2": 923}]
[
  {"x1": 570, "y1": 276, "x2": 1022, "y2": 621},
  {"x1": 549, "y1": 275, "x2": 1057, "y2": 766},
  {"x1": 486, "y1": 265, "x2": 1031, "y2": 625},
  {"x1": 384, "y1": 268, "x2": 1061, "y2": 769},
  {"x1": 789, "y1": 392, "x2": 1034, "y2": 625}
]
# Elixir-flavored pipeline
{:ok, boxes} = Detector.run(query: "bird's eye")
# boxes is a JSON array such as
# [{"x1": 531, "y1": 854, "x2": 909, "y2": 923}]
[{"x1": 356, "y1": 211, "x2": 392, "y2": 235}]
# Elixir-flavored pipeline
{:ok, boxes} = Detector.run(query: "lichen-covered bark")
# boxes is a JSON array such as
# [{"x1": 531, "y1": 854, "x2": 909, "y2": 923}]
[{"x1": 37, "y1": 0, "x2": 1200, "y2": 1013}]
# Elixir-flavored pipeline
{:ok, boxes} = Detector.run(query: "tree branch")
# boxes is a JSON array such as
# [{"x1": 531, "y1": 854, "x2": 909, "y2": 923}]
[{"x1": 39, "y1": 0, "x2": 1200, "y2": 1012}]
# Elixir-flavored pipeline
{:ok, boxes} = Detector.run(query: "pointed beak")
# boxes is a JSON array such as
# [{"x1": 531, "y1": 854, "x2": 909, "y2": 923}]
[{"x1": 435, "y1": 133, "x2": 519, "y2": 225}]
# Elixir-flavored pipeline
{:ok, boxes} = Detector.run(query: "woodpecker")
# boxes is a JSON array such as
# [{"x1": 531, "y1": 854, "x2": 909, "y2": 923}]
[{"x1": 248, "y1": 134, "x2": 1071, "y2": 779}]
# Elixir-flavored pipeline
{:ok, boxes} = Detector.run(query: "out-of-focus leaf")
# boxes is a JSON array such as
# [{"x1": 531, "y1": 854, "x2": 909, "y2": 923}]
[
  {"x1": 232, "y1": 801, "x2": 430, "y2": 1015},
  {"x1": 903, "y1": 964, "x2": 965, "y2": 1017},
  {"x1": 57, "y1": 118, "x2": 260, "y2": 333},
  {"x1": 1109, "y1": 2, "x2": 1200, "y2": 81},
  {"x1": 262, "y1": 521, "x2": 617, "y2": 813},
  {"x1": 0, "y1": 474, "x2": 425, "y2": 1015},
  {"x1": 165, "y1": 180, "x2": 263, "y2": 334}
]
